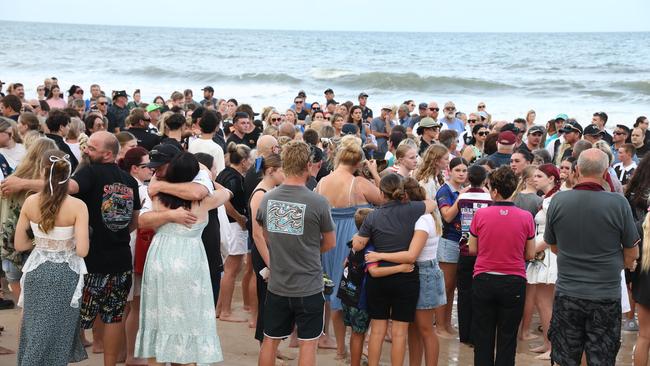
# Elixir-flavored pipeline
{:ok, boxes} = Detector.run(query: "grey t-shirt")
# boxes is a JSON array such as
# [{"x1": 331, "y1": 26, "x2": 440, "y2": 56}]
[
  {"x1": 514, "y1": 192, "x2": 543, "y2": 218},
  {"x1": 371, "y1": 117, "x2": 395, "y2": 154},
  {"x1": 256, "y1": 184, "x2": 335, "y2": 297},
  {"x1": 545, "y1": 188, "x2": 640, "y2": 300}
]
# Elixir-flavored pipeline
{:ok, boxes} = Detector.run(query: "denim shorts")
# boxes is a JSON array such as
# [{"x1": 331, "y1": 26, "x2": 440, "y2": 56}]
[
  {"x1": 416, "y1": 259, "x2": 447, "y2": 310},
  {"x1": 437, "y1": 237, "x2": 460, "y2": 263},
  {"x1": 2, "y1": 258, "x2": 23, "y2": 283}
]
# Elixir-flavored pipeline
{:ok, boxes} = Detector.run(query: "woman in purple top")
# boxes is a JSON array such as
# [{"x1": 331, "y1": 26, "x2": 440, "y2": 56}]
[{"x1": 468, "y1": 166, "x2": 535, "y2": 366}]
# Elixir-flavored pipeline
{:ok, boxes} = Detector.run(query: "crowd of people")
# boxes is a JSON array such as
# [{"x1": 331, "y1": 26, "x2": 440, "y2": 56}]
[{"x1": 0, "y1": 77, "x2": 649, "y2": 366}]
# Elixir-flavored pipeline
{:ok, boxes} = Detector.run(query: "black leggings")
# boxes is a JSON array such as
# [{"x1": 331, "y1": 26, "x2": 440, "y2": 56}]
[{"x1": 252, "y1": 245, "x2": 267, "y2": 342}]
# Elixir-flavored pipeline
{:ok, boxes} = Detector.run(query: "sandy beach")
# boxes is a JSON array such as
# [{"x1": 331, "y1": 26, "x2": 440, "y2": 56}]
[{"x1": 0, "y1": 281, "x2": 639, "y2": 366}]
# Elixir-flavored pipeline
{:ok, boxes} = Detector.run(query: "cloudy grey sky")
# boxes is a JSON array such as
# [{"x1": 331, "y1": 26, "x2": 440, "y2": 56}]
[{"x1": 3, "y1": 0, "x2": 650, "y2": 32}]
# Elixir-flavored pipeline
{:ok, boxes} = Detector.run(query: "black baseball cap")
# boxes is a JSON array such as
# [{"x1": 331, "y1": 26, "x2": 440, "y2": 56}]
[
  {"x1": 527, "y1": 125, "x2": 546, "y2": 135},
  {"x1": 358, "y1": 92, "x2": 369, "y2": 98},
  {"x1": 147, "y1": 144, "x2": 182, "y2": 168},
  {"x1": 559, "y1": 121, "x2": 583, "y2": 134},
  {"x1": 201, "y1": 86, "x2": 214, "y2": 93},
  {"x1": 583, "y1": 124, "x2": 605, "y2": 136},
  {"x1": 418, "y1": 102, "x2": 428, "y2": 110},
  {"x1": 112, "y1": 90, "x2": 129, "y2": 100},
  {"x1": 324, "y1": 88, "x2": 334, "y2": 94}
]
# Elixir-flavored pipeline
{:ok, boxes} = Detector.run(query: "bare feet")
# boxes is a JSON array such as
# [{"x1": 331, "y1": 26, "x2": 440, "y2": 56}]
[
  {"x1": 318, "y1": 335, "x2": 337, "y2": 349},
  {"x1": 276, "y1": 350, "x2": 296, "y2": 361},
  {"x1": 334, "y1": 349, "x2": 348, "y2": 361},
  {"x1": 92, "y1": 344, "x2": 104, "y2": 354},
  {"x1": 519, "y1": 332, "x2": 539, "y2": 341},
  {"x1": 535, "y1": 350, "x2": 551, "y2": 360},
  {"x1": 435, "y1": 328, "x2": 456, "y2": 339},
  {"x1": 530, "y1": 344, "x2": 549, "y2": 353},
  {"x1": 218, "y1": 313, "x2": 248, "y2": 323}
]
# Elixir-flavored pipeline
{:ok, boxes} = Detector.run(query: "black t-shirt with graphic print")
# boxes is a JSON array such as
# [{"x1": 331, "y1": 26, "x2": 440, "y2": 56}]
[{"x1": 73, "y1": 163, "x2": 141, "y2": 274}]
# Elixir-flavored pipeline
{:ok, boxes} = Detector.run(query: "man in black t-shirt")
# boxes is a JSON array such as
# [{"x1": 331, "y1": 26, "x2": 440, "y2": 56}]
[
  {"x1": 226, "y1": 112, "x2": 256, "y2": 149},
  {"x1": 358, "y1": 92, "x2": 373, "y2": 123},
  {"x1": 69, "y1": 131, "x2": 141, "y2": 366},
  {"x1": 126, "y1": 108, "x2": 160, "y2": 151},
  {"x1": 45, "y1": 109, "x2": 79, "y2": 171},
  {"x1": 107, "y1": 90, "x2": 129, "y2": 133},
  {"x1": 293, "y1": 96, "x2": 309, "y2": 123}
]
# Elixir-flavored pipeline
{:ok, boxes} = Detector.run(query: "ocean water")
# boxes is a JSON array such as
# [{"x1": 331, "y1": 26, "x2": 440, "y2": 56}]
[{"x1": 1, "y1": 21, "x2": 649, "y2": 126}]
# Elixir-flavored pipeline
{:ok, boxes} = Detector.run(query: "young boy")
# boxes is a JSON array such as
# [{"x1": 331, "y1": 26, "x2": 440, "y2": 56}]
[{"x1": 339, "y1": 208, "x2": 414, "y2": 366}]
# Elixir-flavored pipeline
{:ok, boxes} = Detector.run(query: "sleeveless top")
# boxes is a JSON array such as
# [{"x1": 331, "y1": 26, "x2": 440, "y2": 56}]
[{"x1": 18, "y1": 222, "x2": 87, "y2": 308}]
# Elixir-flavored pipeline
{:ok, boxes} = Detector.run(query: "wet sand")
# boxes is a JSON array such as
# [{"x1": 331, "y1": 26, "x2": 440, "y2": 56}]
[{"x1": 0, "y1": 284, "x2": 639, "y2": 365}]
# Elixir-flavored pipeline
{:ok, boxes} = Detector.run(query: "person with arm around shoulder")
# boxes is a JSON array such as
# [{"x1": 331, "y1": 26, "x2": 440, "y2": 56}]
[{"x1": 351, "y1": 173, "x2": 437, "y2": 366}]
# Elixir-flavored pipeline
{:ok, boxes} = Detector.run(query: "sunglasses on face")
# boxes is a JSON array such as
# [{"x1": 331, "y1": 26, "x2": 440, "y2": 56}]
[
  {"x1": 613, "y1": 131, "x2": 626, "y2": 136},
  {"x1": 295, "y1": 101, "x2": 303, "y2": 104},
  {"x1": 75, "y1": 90, "x2": 84, "y2": 94},
  {"x1": 478, "y1": 105, "x2": 486, "y2": 108},
  {"x1": 477, "y1": 131, "x2": 489, "y2": 136},
  {"x1": 468, "y1": 119, "x2": 477, "y2": 123},
  {"x1": 444, "y1": 107, "x2": 456, "y2": 111},
  {"x1": 98, "y1": 102, "x2": 107, "y2": 105},
  {"x1": 429, "y1": 108, "x2": 439, "y2": 112},
  {"x1": 529, "y1": 132, "x2": 543, "y2": 136},
  {"x1": 271, "y1": 117, "x2": 281, "y2": 122}
]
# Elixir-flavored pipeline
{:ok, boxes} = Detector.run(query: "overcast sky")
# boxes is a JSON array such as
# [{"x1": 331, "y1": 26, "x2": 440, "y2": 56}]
[{"x1": 3, "y1": 0, "x2": 650, "y2": 32}]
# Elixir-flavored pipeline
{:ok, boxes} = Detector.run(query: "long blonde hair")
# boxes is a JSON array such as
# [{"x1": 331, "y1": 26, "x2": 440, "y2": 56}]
[
  {"x1": 415, "y1": 144, "x2": 447, "y2": 185},
  {"x1": 512, "y1": 165, "x2": 538, "y2": 199},
  {"x1": 641, "y1": 212, "x2": 650, "y2": 272}
]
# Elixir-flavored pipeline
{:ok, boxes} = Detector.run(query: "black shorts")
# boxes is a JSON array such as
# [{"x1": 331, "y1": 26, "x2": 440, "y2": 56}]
[
  {"x1": 263, "y1": 291, "x2": 325, "y2": 341},
  {"x1": 548, "y1": 294, "x2": 621, "y2": 366},
  {"x1": 366, "y1": 272, "x2": 419, "y2": 322}
]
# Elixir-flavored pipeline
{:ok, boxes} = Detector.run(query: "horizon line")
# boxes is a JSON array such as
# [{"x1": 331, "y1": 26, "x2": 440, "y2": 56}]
[{"x1": 3, "y1": 19, "x2": 650, "y2": 34}]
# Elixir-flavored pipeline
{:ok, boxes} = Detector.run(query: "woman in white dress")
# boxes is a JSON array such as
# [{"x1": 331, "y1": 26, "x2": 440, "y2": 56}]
[{"x1": 528, "y1": 163, "x2": 561, "y2": 360}]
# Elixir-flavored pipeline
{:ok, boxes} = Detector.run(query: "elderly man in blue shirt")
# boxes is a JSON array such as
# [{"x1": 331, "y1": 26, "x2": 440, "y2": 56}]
[{"x1": 439, "y1": 101, "x2": 465, "y2": 134}]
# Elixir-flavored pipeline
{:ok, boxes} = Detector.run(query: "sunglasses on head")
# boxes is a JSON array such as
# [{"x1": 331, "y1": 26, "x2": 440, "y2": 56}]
[{"x1": 429, "y1": 107, "x2": 439, "y2": 112}]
